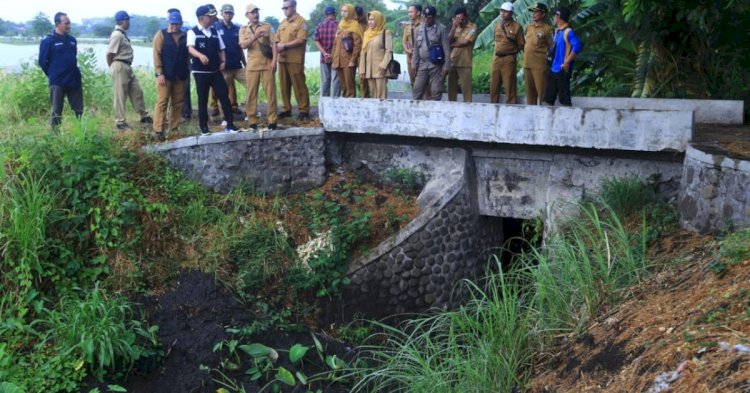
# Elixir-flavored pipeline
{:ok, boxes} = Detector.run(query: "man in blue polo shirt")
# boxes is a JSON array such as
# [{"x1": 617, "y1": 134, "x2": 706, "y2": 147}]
[
  {"x1": 543, "y1": 6, "x2": 583, "y2": 106},
  {"x1": 38, "y1": 12, "x2": 83, "y2": 131}
]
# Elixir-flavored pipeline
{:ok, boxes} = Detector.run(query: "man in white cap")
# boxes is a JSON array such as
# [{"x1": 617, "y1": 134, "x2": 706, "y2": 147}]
[
  {"x1": 239, "y1": 3, "x2": 278, "y2": 130},
  {"x1": 107, "y1": 10, "x2": 152, "y2": 129},
  {"x1": 490, "y1": 2, "x2": 525, "y2": 104}
]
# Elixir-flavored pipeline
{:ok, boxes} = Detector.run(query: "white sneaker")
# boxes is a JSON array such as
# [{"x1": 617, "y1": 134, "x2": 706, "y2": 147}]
[{"x1": 221, "y1": 120, "x2": 227, "y2": 126}]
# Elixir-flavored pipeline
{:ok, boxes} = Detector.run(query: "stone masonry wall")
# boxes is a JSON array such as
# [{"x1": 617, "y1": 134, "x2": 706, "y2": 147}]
[
  {"x1": 679, "y1": 145, "x2": 750, "y2": 234},
  {"x1": 327, "y1": 138, "x2": 504, "y2": 318},
  {"x1": 146, "y1": 129, "x2": 326, "y2": 194}
]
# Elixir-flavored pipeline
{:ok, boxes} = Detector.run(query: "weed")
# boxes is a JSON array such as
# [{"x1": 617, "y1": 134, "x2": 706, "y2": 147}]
[
  {"x1": 382, "y1": 166, "x2": 428, "y2": 195},
  {"x1": 719, "y1": 228, "x2": 750, "y2": 265},
  {"x1": 598, "y1": 176, "x2": 659, "y2": 218}
]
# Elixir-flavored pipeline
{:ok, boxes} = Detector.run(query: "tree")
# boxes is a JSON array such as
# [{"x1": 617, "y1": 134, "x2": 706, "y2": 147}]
[
  {"x1": 264, "y1": 16, "x2": 280, "y2": 31},
  {"x1": 29, "y1": 12, "x2": 54, "y2": 37}
]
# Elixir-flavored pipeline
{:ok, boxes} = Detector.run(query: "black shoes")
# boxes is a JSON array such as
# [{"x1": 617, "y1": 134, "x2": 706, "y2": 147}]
[
  {"x1": 267, "y1": 123, "x2": 277, "y2": 130},
  {"x1": 277, "y1": 111, "x2": 291, "y2": 118},
  {"x1": 116, "y1": 123, "x2": 129, "y2": 130},
  {"x1": 232, "y1": 108, "x2": 245, "y2": 117},
  {"x1": 248, "y1": 124, "x2": 258, "y2": 131},
  {"x1": 297, "y1": 112, "x2": 309, "y2": 121},
  {"x1": 200, "y1": 126, "x2": 211, "y2": 136},
  {"x1": 155, "y1": 131, "x2": 166, "y2": 142},
  {"x1": 140, "y1": 116, "x2": 153, "y2": 124},
  {"x1": 225, "y1": 124, "x2": 240, "y2": 133}
]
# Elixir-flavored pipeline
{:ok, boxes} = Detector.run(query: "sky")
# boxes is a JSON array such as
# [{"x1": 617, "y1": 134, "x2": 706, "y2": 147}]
[
  {"x1": 11, "y1": 0, "x2": 325, "y2": 25},
  {"x1": 16, "y1": 0, "x2": 400, "y2": 25}
]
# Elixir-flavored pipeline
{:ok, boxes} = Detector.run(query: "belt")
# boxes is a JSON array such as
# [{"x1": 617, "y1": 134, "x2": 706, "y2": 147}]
[
  {"x1": 114, "y1": 59, "x2": 132, "y2": 66},
  {"x1": 495, "y1": 51, "x2": 518, "y2": 57}
]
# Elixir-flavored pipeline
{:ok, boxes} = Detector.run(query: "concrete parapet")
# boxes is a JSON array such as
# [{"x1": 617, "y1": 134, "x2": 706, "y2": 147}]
[
  {"x1": 386, "y1": 93, "x2": 744, "y2": 125},
  {"x1": 142, "y1": 128, "x2": 327, "y2": 194},
  {"x1": 679, "y1": 145, "x2": 750, "y2": 234},
  {"x1": 319, "y1": 97, "x2": 694, "y2": 152}
]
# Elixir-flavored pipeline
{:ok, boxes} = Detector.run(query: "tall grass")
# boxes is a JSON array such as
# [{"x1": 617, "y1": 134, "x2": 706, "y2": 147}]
[{"x1": 354, "y1": 197, "x2": 653, "y2": 392}]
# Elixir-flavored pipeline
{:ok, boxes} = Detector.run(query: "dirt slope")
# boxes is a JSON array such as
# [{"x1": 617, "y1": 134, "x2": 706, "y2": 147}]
[{"x1": 531, "y1": 230, "x2": 750, "y2": 392}]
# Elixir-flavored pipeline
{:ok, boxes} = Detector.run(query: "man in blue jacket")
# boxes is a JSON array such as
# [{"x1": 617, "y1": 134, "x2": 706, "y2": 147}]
[
  {"x1": 38, "y1": 12, "x2": 83, "y2": 131},
  {"x1": 544, "y1": 6, "x2": 583, "y2": 106}
]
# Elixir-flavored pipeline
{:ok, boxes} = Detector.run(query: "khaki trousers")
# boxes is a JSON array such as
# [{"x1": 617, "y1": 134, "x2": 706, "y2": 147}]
[
  {"x1": 245, "y1": 68, "x2": 278, "y2": 125},
  {"x1": 490, "y1": 55, "x2": 518, "y2": 104},
  {"x1": 153, "y1": 79, "x2": 186, "y2": 132},
  {"x1": 359, "y1": 73, "x2": 369, "y2": 98},
  {"x1": 447, "y1": 66, "x2": 473, "y2": 102},
  {"x1": 335, "y1": 67, "x2": 357, "y2": 98},
  {"x1": 278, "y1": 62, "x2": 310, "y2": 114},
  {"x1": 524, "y1": 67, "x2": 549, "y2": 105},
  {"x1": 367, "y1": 77, "x2": 387, "y2": 99},
  {"x1": 110, "y1": 61, "x2": 147, "y2": 124}
]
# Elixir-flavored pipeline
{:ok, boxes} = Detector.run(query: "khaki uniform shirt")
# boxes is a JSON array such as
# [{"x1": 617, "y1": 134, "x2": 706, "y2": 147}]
[
  {"x1": 241, "y1": 22, "x2": 275, "y2": 71},
  {"x1": 413, "y1": 22, "x2": 451, "y2": 71},
  {"x1": 332, "y1": 29, "x2": 362, "y2": 68},
  {"x1": 493, "y1": 20, "x2": 524, "y2": 57},
  {"x1": 108, "y1": 27, "x2": 134, "y2": 63},
  {"x1": 275, "y1": 14, "x2": 308, "y2": 64},
  {"x1": 450, "y1": 22, "x2": 477, "y2": 67},
  {"x1": 523, "y1": 21, "x2": 554, "y2": 70},
  {"x1": 402, "y1": 19, "x2": 422, "y2": 53}
]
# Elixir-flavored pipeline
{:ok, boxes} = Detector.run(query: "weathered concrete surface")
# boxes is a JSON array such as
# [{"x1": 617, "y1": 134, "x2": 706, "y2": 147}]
[
  {"x1": 143, "y1": 128, "x2": 326, "y2": 194},
  {"x1": 679, "y1": 145, "x2": 750, "y2": 234},
  {"x1": 387, "y1": 92, "x2": 744, "y2": 125},
  {"x1": 327, "y1": 139, "x2": 503, "y2": 317},
  {"x1": 319, "y1": 97, "x2": 694, "y2": 152},
  {"x1": 473, "y1": 148, "x2": 684, "y2": 227}
]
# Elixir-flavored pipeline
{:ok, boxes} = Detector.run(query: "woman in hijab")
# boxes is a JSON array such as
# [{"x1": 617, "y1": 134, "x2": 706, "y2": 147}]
[
  {"x1": 359, "y1": 11, "x2": 392, "y2": 99},
  {"x1": 331, "y1": 4, "x2": 363, "y2": 97}
]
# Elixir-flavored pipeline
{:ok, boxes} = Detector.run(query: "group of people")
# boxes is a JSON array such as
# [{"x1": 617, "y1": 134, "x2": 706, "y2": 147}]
[{"x1": 38, "y1": 2, "x2": 582, "y2": 140}]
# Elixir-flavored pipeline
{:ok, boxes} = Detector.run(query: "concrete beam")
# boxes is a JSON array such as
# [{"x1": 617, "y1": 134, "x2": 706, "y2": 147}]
[
  {"x1": 320, "y1": 97, "x2": 694, "y2": 152},
  {"x1": 387, "y1": 93, "x2": 744, "y2": 125}
]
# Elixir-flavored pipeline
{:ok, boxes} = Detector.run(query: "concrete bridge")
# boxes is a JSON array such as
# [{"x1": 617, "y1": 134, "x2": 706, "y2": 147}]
[{"x1": 148, "y1": 96, "x2": 746, "y2": 317}]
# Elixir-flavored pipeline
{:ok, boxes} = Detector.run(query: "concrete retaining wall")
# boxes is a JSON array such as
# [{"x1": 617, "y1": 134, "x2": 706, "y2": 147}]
[
  {"x1": 387, "y1": 93, "x2": 744, "y2": 125},
  {"x1": 474, "y1": 148, "x2": 685, "y2": 225},
  {"x1": 144, "y1": 128, "x2": 326, "y2": 194},
  {"x1": 319, "y1": 97, "x2": 694, "y2": 152},
  {"x1": 679, "y1": 145, "x2": 750, "y2": 234}
]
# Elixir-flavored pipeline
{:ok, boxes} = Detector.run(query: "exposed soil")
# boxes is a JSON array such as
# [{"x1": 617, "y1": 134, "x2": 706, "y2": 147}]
[
  {"x1": 530, "y1": 230, "x2": 750, "y2": 392},
  {"x1": 693, "y1": 124, "x2": 750, "y2": 160}
]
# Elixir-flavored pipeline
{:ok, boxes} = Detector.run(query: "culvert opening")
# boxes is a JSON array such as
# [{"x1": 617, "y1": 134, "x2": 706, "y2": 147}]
[{"x1": 500, "y1": 217, "x2": 544, "y2": 266}]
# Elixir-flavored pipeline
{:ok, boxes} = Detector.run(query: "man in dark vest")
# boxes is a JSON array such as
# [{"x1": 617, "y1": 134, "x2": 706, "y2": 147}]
[
  {"x1": 188, "y1": 4, "x2": 239, "y2": 135},
  {"x1": 38, "y1": 12, "x2": 83, "y2": 131},
  {"x1": 152, "y1": 11, "x2": 189, "y2": 142}
]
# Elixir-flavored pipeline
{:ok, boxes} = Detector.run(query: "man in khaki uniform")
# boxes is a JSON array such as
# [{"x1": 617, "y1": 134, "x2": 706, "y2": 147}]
[
  {"x1": 447, "y1": 7, "x2": 477, "y2": 102},
  {"x1": 412, "y1": 6, "x2": 450, "y2": 101},
  {"x1": 523, "y1": 2, "x2": 553, "y2": 105},
  {"x1": 275, "y1": 0, "x2": 310, "y2": 120},
  {"x1": 107, "y1": 11, "x2": 152, "y2": 129},
  {"x1": 240, "y1": 3, "x2": 278, "y2": 130},
  {"x1": 490, "y1": 2, "x2": 524, "y2": 104},
  {"x1": 402, "y1": 4, "x2": 422, "y2": 87}
]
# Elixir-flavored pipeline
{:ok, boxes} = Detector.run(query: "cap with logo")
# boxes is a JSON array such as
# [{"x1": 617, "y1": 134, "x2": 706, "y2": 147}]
[
  {"x1": 529, "y1": 2, "x2": 548, "y2": 13},
  {"x1": 500, "y1": 2, "x2": 514, "y2": 12},
  {"x1": 423, "y1": 6, "x2": 437, "y2": 17},
  {"x1": 221, "y1": 4, "x2": 234, "y2": 13},
  {"x1": 168, "y1": 11, "x2": 183, "y2": 24},
  {"x1": 196, "y1": 5, "x2": 218, "y2": 17},
  {"x1": 115, "y1": 11, "x2": 131, "y2": 22},
  {"x1": 324, "y1": 6, "x2": 336, "y2": 15}
]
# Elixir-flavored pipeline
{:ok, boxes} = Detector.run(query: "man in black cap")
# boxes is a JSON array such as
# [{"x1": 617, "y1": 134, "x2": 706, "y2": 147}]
[
  {"x1": 314, "y1": 6, "x2": 341, "y2": 97},
  {"x1": 523, "y1": 2, "x2": 553, "y2": 105},
  {"x1": 107, "y1": 10, "x2": 152, "y2": 129},
  {"x1": 212, "y1": 4, "x2": 247, "y2": 117},
  {"x1": 544, "y1": 6, "x2": 583, "y2": 106},
  {"x1": 188, "y1": 5, "x2": 240, "y2": 135},
  {"x1": 412, "y1": 5, "x2": 450, "y2": 100}
]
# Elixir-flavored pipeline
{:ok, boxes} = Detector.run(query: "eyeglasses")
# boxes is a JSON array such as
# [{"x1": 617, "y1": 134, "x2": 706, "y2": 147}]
[{"x1": 282, "y1": 6, "x2": 292, "y2": 10}]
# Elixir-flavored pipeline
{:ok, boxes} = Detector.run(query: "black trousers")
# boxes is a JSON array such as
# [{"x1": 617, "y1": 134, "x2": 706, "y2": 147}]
[
  {"x1": 182, "y1": 77, "x2": 192, "y2": 117},
  {"x1": 49, "y1": 85, "x2": 83, "y2": 128},
  {"x1": 543, "y1": 69, "x2": 572, "y2": 106},
  {"x1": 193, "y1": 71, "x2": 234, "y2": 130}
]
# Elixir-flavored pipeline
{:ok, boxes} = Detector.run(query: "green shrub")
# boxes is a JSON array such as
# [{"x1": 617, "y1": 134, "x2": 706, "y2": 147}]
[
  {"x1": 229, "y1": 219, "x2": 296, "y2": 295},
  {"x1": 719, "y1": 228, "x2": 750, "y2": 264},
  {"x1": 598, "y1": 176, "x2": 659, "y2": 217}
]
